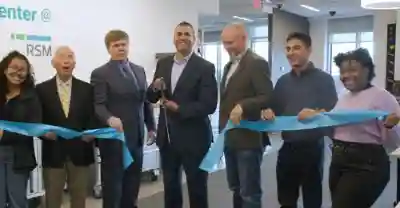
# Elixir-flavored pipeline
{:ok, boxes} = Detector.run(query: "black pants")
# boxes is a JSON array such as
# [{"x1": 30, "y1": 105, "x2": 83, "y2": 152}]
[
  {"x1": 99, "y1": 140, "x2": 143, "y2": 208},
  {"x1": 276, "y1": 139, "x2": 324, "y2": 208},
  {"x1": 160, "y1": 144, "x2": 209, "y2": 208},
  {"x1": 329, "y1": 139, "x2": 389, "y2": 208}
]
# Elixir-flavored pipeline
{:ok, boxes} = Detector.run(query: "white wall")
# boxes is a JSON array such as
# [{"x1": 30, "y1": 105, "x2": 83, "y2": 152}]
[
  {"x1": 309, "y1": 18, "x2": 328, "y2": 69},
  {"x1": 0, "y1": 0, "x2": 201, "y2": 84},
  {"x1": 271, "y1": 10, "x2": 309, "y2": 83}
]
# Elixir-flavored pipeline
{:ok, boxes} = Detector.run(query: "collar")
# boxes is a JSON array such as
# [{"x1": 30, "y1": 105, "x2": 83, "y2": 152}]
[
  {"x1": 231, "y1": 49, "x2": 247, "y2": 63},
  {"x1": 174, "y1": 52, "x2": 193, "y2": 65},
  {"x1": 56, "y1": 75, "x2": 72, "y2": 86},
  {"x1": 290, "y1": 62, "x2": 316, "y2": 77},
  {"x1": 110, "y1": 59, "x2": 129, "y2": 65}
]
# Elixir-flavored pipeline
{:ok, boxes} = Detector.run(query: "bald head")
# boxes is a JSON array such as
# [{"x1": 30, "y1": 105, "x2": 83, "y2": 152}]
[
  {"x1": 221, "y1": 23, "x2": 247, "y2": 57},
  {"x1": 52, "y1": 46, "x2": 75, "y2": 81},
  {"x1": 222, "y1": 23, "x2": 247, "y2": 37}
]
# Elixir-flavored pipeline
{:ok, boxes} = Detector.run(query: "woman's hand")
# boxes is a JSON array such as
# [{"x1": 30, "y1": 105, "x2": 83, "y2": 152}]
[
  {"x1": 297, "y1": 108, "x2": 324, "y2": 120},
  {"x1": 384, "y1": 113, "x2": 400, "y2": 128}
]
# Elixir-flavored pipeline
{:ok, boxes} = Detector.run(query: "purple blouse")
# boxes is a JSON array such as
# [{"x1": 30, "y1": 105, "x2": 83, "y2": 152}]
[{"x1": 333, "y1": 86, "x2": 400, "y2": 147}]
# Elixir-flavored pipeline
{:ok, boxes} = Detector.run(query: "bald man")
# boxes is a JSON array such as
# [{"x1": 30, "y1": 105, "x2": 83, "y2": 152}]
[
  {"x1": 36, "y1": 46, "x2": 98, "y2": 208},
  {"x1": 219, "y1": 23, "x2": 273, "y2": 208}
]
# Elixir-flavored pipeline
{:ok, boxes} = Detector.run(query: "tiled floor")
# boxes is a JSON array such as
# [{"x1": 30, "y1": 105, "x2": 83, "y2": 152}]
[
  {"x1": 61, "y1": 178, "x2": 165, "y2": 207},
  {"x1": 58, "y1": 136, "x2": 399, "y2": 207}
]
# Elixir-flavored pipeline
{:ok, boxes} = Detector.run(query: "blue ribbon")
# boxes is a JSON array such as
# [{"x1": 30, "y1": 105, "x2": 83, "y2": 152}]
[
  {"x1": 0, "y1": 120, "x2": 133, "y2": 168},
  {"x1": 199, "y1": 110, "x2": 389, "y2": 172}
]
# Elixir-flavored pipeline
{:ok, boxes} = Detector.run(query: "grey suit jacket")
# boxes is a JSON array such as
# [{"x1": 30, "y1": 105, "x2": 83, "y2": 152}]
[
  {"x1": 90, "y1": 60, "x2": 155, "y2": 149},
  {"x1": 219, "y1": 50, "x2": 273, "y2": 149}
]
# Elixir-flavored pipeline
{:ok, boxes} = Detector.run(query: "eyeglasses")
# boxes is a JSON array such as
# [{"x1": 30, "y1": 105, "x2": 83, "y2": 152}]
[{"x1": 6, "y1": 67, "x2": 28, "y2": 77}]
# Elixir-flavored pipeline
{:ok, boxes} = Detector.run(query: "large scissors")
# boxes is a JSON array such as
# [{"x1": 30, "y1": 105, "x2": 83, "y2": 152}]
[{"x1": 159, "y1": 78, "x2": 171, "y2": 143}]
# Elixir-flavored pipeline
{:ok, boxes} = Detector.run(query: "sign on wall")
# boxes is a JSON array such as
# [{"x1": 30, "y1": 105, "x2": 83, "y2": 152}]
[{"x1": 0, "y1": 3, "x2": 55, "y2": 82}]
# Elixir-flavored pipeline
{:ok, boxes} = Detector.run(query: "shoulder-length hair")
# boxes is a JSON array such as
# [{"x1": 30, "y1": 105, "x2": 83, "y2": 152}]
[{"x1": 0, "y1": 51, "x2": 35, "y2": 102}]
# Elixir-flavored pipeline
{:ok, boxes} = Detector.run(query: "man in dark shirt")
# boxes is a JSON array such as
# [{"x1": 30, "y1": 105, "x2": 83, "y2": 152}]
[{"x1": 262, "y1": 32, "x2": 337, "y2": 208}]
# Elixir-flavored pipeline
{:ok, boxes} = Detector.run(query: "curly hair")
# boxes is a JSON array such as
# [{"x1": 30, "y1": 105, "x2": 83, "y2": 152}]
[
  {"x1": 0, "y1": 51, "x2": 35, "y2": 103},
  {"x1": 333, "y1": 48, "x2": 375, "y2": 81}
]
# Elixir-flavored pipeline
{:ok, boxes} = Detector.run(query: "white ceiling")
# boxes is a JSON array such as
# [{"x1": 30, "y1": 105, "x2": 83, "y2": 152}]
[{"x1": 199, "y1": 0, "x2": 373, "y2": 30}]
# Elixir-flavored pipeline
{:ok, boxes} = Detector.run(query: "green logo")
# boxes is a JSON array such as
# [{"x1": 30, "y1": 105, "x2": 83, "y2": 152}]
[{"x1": 11, "y1": 33, "x2": 52, "y2": 57}]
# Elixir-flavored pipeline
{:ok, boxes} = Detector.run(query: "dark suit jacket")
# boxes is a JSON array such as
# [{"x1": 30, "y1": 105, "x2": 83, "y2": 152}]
[
  {"x1": 0, "y1": 88, "x2": 41, "y2": 172},
  {"x1": 90, "y1": 60, "x2": 155, "y2": 151},
  {"x1": 220, "y1": 50, "x2": 273, "y2": 150},
  {"x1": 147, "y1": 54, "x2": 218, "y2": 154},
  {"x1": 36, "y1": 77, "x2": 96, "y2": 168}
]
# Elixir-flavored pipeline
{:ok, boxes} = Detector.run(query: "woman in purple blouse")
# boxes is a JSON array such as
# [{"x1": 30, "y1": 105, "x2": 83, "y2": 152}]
[{"x1": 298, "y1": 48, "x2": 400, "y2": 207}]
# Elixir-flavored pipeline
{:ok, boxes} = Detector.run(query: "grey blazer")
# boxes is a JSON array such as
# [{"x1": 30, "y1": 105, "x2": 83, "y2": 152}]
[{"x1": 90, "y1": 60, "x2": 155, "y2": 149}]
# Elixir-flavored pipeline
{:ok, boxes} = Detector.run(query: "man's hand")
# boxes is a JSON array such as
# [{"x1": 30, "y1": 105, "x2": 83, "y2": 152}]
[
  {"x1": 108, "y1": 116, "x2": 123, "y2": 132},
  {"x1": 43, "y1": 132, "x2": 57, "y2": 140},
  {"x1": 82, "y1": 135, "x2": 96, "y2": 143},
  {"x1": 0, "y1": 130, "x2": 3, "y2": 139},
  {"x1": 146, "y1": 130, "x2": 156, "y2": 146},
  {"x1": 230, "y1": 104, "x2": 243, "y2": 125},
  {"x1": 163, "y1": 100, "x2": 179, "y2": 112},
  {"x1": 297, "y1": 108, "x2": 321, "y2": 120},
  {"x1": 384, "y1": 113, "x2": 400, "y2": 128},
  {"x1": 261, "y1": 109, "x2": 275, "y2": 120},
  {"x1": 152, "y1": 78, "x2": 165, "y2": 91}
]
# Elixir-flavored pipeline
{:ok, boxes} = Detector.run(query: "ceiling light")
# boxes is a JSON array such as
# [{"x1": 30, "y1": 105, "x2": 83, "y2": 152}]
[
  {"x1": 361, "y1": 0, "x2": 400, "y2": 9},
  {"x1": 300, "y1": 4, "x2": 320, "y2": 12},
  {"x1": 232, "y1": 16, "x2": 254, "y2": 22}
]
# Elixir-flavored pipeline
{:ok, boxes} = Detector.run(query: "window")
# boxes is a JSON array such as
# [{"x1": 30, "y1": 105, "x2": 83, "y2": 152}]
[
  {"x1": 328, "y1": 32, "x2": 374, "y2": 76},
  {"x1": 203, "y1": 43, "x2": 219, "y2": 79},
  {"x1": 220, "y1": 45, "x2": 230, "y2": 71},
  {"x1": 330, "y1": 43, "x2": 357, "y2": 76},
  {"x1": 330, "y1": 33, "x2": 357, "y2": 43},
  {"x1": 252, "y1": 25, "x2": 268, "y2": 38},
  {"x1": 360, "y1": 32, "x2": 373, "y2": 58},
  {"x1": 252, "y1": 39, "x2": 269, "y2": 60},
  {"x1": 360, "y1": 41, "x2": 373, "y2": 57},
  {"x1": 328, "y1": 31, "x2": 374, "y2": 94},
  {"x1": 203, "y1": 43, "x2": 218, "y2": 67}
]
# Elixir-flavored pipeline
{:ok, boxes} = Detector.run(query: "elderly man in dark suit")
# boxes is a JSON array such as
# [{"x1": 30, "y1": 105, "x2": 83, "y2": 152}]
[
  {"x1": 219, "y1": 23, "x2": 273, "y2": 208},
  {"x1": 147, "y1": 21, "x2": 218, "y2": 208},
  {"x1": 90, "y1": 30, "x2": 156, "y2": 208},
  {"x1": 36, "y1": 46, "x2": 97, "y2": 208}
]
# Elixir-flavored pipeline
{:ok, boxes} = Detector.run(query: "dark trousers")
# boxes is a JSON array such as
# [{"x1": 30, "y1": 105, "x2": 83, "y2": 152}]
[
  {"x1": 160, "y1": 144, "x2": 209, "y2": 208},
  {"x1": 329, "y1": 139, "x2": 389, "y2": 208},
  {"x1": 397, "y1": 159, "x2": 400, "y2": 203},
  {"x1": 224, "y1": 147, "x2": 263, "y2": 208},
  {"x1": 99, "y1": 140, "x2": 143, "y2": 208},
  {"x1": 276, "y1": 139, "x2": 324, "y2": 208}
]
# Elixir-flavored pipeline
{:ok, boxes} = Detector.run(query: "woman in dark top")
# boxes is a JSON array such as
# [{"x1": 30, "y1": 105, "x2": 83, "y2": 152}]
[{"x1": 0, "y1": 51, "x2": 41, "y2": 208}]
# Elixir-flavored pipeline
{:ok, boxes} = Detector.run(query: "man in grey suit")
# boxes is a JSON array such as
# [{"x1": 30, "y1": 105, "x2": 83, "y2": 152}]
[
  {"x1": 90, "y1": 30, "x2": 156, "y2": 208},
  {"x1": 219, "y1": 23, "x2": 273, "y2": 208}
]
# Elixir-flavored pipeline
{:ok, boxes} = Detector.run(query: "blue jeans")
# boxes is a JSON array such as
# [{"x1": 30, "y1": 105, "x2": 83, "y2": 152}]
[
  {"x1": 0, "y1": 147, "x2": 29, "y2": 208},
  {"x1": 224, "y1": 148, "x2": 263, "y2": 208}
]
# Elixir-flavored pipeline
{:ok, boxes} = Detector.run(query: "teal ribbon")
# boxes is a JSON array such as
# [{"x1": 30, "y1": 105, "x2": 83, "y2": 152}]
[
  {"x1": 199, "y1": 110, "x2": 389, "y2": 172},
  {"x1": 0, "y1": 120, "x2": 133, "y2": 168}
]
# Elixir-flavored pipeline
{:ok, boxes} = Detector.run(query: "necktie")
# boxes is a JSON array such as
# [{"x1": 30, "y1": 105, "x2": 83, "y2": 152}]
[
  {"x1": 59, "y1": 83, "x2": 70, "y2": 117},
  {"x1": 121, "y1": 64, "x2": 138, "y2": 88}
]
